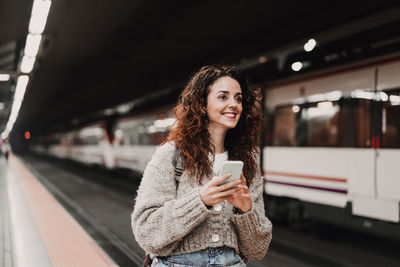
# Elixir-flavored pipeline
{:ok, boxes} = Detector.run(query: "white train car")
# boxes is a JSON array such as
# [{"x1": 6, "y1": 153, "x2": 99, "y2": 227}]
[
  {"x1": 68, "y1": 123, "x2": 114, "y2": 168},
  {"x1": 31, "y1": 107, "x2": 175, "y2": 174},
  {"x1": 112, "y1": 107, "x2": 175, "y2": 173},
  {"x1": 263, "y1": 55, "x2": 400, "y2": 237},
  {"x1": 32, "y1": 122, "x2": 115, "y2": 168}
]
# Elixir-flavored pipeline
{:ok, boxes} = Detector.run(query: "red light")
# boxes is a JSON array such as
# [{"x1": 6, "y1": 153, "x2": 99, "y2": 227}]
[{"x1": 25, "y1": 131, "x2": 31, "y2": 140}]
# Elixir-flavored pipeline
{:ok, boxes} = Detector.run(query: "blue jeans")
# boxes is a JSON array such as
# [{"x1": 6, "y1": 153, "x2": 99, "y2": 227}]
[{"x1": 152, "y1": 247, "x2": 246, "y2": 266}]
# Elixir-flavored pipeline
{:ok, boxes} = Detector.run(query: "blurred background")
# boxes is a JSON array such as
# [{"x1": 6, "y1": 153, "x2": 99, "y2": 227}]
[{"x1": 1, "y1": 0, "x2": 400, "y2": 266}]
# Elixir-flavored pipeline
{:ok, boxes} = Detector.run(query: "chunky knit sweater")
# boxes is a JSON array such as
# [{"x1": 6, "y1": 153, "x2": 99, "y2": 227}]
[{"x1": 131, "y1": 142, "x2": 272, "y2": 260}]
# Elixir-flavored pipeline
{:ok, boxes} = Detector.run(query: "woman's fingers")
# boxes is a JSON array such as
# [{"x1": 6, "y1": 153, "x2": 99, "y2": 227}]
[
  {"x1": 201, "y1": 173, "x2": 249, "y2": 206},
  {"x1": 216, "y1": 179, "x2": 242, "y2": 192},
  {"x1": 214, "y1": 187, "x2": 241, "y2": 199},
  {"x1": 211, "y1": 173, "x2": 232, "y2": 185},
  {"x1": 238, "y1": 184, "x2": 249, "y2": 193}
]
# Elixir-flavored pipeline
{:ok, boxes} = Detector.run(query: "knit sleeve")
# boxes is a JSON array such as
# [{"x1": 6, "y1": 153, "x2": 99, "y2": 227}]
[
  {"x1": 230, "y1": 165, "x2": 273, "y2": 260},
  {"x1": 131, "y1": 143, "x2": 211, "y2": 256}
]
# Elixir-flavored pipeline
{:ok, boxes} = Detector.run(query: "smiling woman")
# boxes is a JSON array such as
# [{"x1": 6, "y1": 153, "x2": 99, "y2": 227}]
[
  {"x1": 131, "y1": 65, "x2": 272, "y2": 267},
  {"x1": 206, "y1": 76, "x2": 243, "y2": 138}
]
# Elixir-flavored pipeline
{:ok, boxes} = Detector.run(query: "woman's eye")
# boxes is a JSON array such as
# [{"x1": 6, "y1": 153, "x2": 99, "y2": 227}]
[
  {"x1": 236, "y1": 96, "x2": 242, "y2": 102},
  {"x1": 218, "y1": 95, "x2": 227, "y2": 100}
]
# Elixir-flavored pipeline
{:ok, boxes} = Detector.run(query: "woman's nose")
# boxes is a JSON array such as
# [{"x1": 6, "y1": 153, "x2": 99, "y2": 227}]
[{"x1": 228, "y1": 97, "x2": 237, "y2": 108}]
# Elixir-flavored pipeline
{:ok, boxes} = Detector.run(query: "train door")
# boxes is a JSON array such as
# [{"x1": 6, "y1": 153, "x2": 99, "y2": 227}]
[
  {"x1": 348, "y1": 64, "x2": 400, "y2": 223},
  {"x1": 372, "y1": 61, "x2": 400, "y2": 223}
]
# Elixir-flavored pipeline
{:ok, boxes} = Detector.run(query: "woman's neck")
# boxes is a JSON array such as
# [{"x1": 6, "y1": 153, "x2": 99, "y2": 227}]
[{"x1": 208, "y1": 126, "x2": 227, "y2": 154}]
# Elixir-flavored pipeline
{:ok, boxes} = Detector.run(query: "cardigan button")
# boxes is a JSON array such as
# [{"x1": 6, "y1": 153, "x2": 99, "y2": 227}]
[
  {"x1": 213, "y1": 204, "x2": 222, "y2": 212},
  {"x1": 212, "y1": 234, "x2": 220, "y2": 242}
]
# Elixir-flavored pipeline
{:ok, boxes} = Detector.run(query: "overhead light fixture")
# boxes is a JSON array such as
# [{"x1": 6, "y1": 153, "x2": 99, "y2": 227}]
[
  {"x1": 291, "y1": 61, "x2": 303, "y2": 71},
  {"x1": 20, "y1": 56, "x2": 36, "y2": 73},
  {"x1": 0, "y1": 74, "x2": 10, "y2": 81},
  {"x1": 258, "y1": 56, "x2": 268, "y2": 63},
  {"x1": 29, "y1": 16, "x2": 48, "y2": 34},
  {"x1": 317, "y1": 101, "x2": 334, "y2": 108},
  {"x1": 14, "y1": 76, "x2": 29, "y2": 101},
  {"x1": 389, "y1": 95, "x2": 400, "y2": 105},
  {"x1": 31, "y1": 0, "x2": 52, "y2": 18},
  {"x1": 1, "y1": 132, "x2": 8, "y2": 140},
  {"x1": 24, "y1": 34, "x2": 42, "y2": 57},
  {"x1": 304, "y1": 38, "x2": 317, "y2": 52},
  {"x1": 292, "y1": 105, "x2": 300, "y2": 113},
  {"x1": 1, "y1": 75, "x2": 29, "y2": 139},
  {"x1": 1, "y1": 1, "x2": 52, "y2": 140},
  {"x1": 29, "y1": 0, "x2": 52, "y2": 34},
  {"x1": 351, "y1": 91, "x2": 375, "y2": 100},
  {"x1": 379, "y1": 92, "x2": 388, "y2": 101}
]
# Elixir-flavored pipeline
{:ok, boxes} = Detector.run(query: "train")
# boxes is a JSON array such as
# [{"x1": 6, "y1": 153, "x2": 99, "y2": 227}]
[
  {"x1": 31, "y1": 54, "x2": 400, "y2": 240},
  {"x1": 31, "y1": 106, "x2": 175, "y2": 174},
  {"x1": 262, "y1": 54, "x2": 400, "y2": 239}
]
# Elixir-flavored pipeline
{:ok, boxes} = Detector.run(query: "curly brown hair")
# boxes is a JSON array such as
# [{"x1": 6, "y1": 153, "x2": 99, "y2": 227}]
[{"x1": 167, "y1": 65, "x2": 263, "y2": 185}]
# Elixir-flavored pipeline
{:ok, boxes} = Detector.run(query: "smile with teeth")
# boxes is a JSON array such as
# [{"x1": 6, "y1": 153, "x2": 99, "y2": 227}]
[{"x1": 223, "y1": 112, "x2": 236, "y2": 119}]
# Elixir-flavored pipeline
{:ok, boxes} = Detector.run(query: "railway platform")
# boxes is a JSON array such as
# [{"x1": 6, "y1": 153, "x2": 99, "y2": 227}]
[{"x1": 0, "y1": 154, "x2": 117, "y2": 267}]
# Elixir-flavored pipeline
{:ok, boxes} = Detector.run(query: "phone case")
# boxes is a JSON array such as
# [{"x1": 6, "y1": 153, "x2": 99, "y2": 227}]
[{"x1": 218, "y1": 161, "x2": 244, "y2": 185}]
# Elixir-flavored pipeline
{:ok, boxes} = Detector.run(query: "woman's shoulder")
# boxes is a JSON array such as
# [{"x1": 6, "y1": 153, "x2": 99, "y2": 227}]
[
  {"x1": 149, "y1": 141, "x2": 176, "y2": 164},
  {"x1": 156, "y1": 141, "x2": 176, "y2": 154}
]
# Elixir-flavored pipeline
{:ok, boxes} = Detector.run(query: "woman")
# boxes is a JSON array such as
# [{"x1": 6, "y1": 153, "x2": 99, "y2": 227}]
[{"x1": 132, "y1": 65, "x2": 272, "y2": 266}]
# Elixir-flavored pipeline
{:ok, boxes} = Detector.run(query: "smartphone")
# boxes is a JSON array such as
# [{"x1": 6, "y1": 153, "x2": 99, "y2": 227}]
[{"x1": 218, "y1": 160, "x2": 244, "y2": 186}]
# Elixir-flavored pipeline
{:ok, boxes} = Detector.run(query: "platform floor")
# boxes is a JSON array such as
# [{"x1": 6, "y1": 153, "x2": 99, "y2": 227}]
[{"x1": 0, "y1": 154, "x2": 117, "y2": 267}]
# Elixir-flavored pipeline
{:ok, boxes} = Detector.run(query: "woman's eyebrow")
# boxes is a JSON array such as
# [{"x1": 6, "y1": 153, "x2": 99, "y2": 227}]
[{"x1": 216, "y1": 91, "x2": 242, "y2": 95}]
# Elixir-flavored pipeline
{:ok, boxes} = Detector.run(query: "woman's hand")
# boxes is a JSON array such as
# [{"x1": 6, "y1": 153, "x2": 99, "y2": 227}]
[
  {"x1": 227, "y1": 173, "x2": 252, "y2": 213},
  {"x1": 199, "y1": 173, "x2": 242, "y2": 206}
]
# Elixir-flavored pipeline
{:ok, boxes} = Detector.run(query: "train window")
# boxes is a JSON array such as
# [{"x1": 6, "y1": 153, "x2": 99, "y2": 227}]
[
  {"x1": 78, "y1": 127, "x2": 104, "y2": 145},
  {"x1": 304, "y1": 101, "x2": 340, "y2": 147},
  {"x1": 354, "y1": 98, "x2": 371, "y2": 147},
  {"x1": 128, "y1": 127, "x2": 140, "y2": 145},
  {"x1": 382, "y1": 89, "x2": 400, "y2": 148},
  {"x1": 72, "y1": 134, "x2": 82, "y2": 146},
  {"x1": 139, "y1": 124, "x2": 150, "y2": 145},
  {"x1": 82, "y1": 135, "x2": 99, "y2": 145},
  {"x1": 146, "y1": 117, "x2": 174, "y2": 145},
  {"x1": 268, "y1": 97, "x2": 373, "y2": 148},
  {"x1": 272, "y1": 106, "x2": 297, "y2": 146},
  {"x1": 264, "y1": 109, "x2": 274, "y2": 146}
]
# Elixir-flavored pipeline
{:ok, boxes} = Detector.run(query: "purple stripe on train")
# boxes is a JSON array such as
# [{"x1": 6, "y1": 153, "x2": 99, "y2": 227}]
[{"x1": 265, "y1": 180, "x2": 347, "y2": 194}]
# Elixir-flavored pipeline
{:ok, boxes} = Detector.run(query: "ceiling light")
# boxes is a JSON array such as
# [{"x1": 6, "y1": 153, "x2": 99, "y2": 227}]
[
  {"x1": 379, "y1": 92, "x2": 388, "y2": 101},
  {"x1": 20, "y1": 56, "x2": 36, "y2": 73},
  {"x1": 304, "y1": 39, "x2": 317, "y2": 52},
  {"x1": 317, "y1": 101, "x2": 333, "y2": 108},
  {"x1": 29, "y1": 16, "x2": 47, "y2": 34},
  {"x1": 31, "y1": 0, "x2": 52, "y2": 18},
  {"x1": 1, "y1": 132, "x2": 8, "y2": 140},
  {"x1": 258, "y1": 56, "x2": 268, "y2": 63},
  {"x1": 0, "y1": 74, "x2": 10, "y2": 81},
  {"x1": 291, "y1": 61, "x2": 303, "y2": 71},
  {"x1": 24, "y1": 34, "x2": 42, "y2": 57},
  {"x1": 29, "y1": 0, "x2": 52, "y2": 34},
  {"x1": 14, "y1": 76, "x2": 29, "y2": 101},
  {"x1": 351, "y1": 91, "x2": 375, "y2": 100}
]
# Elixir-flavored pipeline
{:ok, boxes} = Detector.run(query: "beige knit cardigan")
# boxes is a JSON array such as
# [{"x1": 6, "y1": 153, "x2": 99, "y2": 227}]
[{"x1": 131, "y1": 142, "x2": 272, "y2": 260}]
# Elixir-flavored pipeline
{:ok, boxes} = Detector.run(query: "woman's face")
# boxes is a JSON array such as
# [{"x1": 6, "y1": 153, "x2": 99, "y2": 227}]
[{"x1": 206, "y1": 76, "x2": 243, "y2": 132}]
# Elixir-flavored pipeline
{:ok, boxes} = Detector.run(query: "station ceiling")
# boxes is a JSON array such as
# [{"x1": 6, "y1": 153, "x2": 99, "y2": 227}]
[{"x1": 0, "y1": 0, "x2": 399, "y2": 136}]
